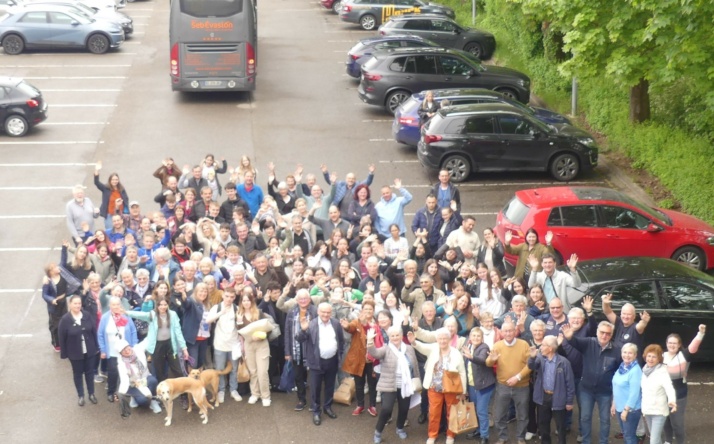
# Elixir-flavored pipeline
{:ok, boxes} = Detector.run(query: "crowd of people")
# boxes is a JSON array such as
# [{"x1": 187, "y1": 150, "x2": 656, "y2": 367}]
[{"x1": 44, "y1": 154, "x2": 707, "y2": 444}]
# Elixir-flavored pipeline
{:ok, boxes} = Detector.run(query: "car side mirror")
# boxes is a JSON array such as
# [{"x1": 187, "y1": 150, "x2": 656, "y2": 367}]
[
  {"x1": 646, "y1": 223, "x2": 662, "y2": 233},
  {"x1": 71, "y1": 20, "x2": 80, "y2": 26},
  {"x1": 465, "y1": 68, "x2": 476, "y2": 78}
]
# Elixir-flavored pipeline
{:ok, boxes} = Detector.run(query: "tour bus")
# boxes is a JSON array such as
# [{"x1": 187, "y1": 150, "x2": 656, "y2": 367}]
[{"x1": 169, "y1": 0, "x2": 257, "y2": 92}]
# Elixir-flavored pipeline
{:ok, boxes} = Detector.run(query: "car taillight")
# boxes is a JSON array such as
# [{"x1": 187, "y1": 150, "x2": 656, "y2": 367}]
[
  {"x1": 399, "y1": 116, "x2": 418, "y2": 127},
  {"x1": 170, "y1": 43, "x2": 179, "y2": 77},
  {"x1": 423, "y1": 134, "x2": 442, "y2": 144},
  {"x1": 26, "y1": 99, "x2": 39, "y2": 108},
  {"x1": 379, "y1": 30, "x2": 385, "y2": 35},
  {"x1": 349, "y1": 53, "x2": 359, "y2": 60},
  {"x1": 363, "y1": 72, "x2": 381, "y2": 81},
  {"x1": 343, "y1": 5, "x2": 351, "y2": 12},
  {"x1": 246, "y1": 43, "x2": 256, "y2": 76}
]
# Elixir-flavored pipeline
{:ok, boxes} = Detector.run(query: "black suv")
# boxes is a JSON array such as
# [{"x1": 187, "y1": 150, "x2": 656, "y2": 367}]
[
  {"x1": 0, "y1": 77, "x2": 47, "y2": 137},
  {"x1": 417, "y1": 103, "x2": 598, "y2": 182},
  {"x1": 358, "y1": 47, "x2": 530, "y2": 114},
  {"x1": 378, "y1": 14, "x2": 496, "y2": 60}
]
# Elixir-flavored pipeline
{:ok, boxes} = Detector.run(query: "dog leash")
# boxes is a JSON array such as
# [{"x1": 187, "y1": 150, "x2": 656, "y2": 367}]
[{"x1": 179, "y1": 355, "x2": 197, "y2": 376}]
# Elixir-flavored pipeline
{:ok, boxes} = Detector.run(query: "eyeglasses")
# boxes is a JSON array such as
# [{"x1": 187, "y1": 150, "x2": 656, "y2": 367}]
[
  {"x1": 597, "y1": 331, "x2": 613, "y2": 336},
  {"x1": 550, "y1": 306, "x2": 563, "y2": 310}
]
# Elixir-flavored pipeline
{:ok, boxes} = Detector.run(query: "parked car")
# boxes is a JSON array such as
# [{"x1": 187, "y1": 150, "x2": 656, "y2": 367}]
[
  {"x1": 495, "y1": 186, "x2": 714, "y2": 270},
  {"x1": 416, "y1": 103, "x2": 597, "y2": 182},
  {"x1": 340, "y1": 0, "x2": 454, "y2": 31},
  {"x1": 358, "y1": 47, "x2": 530, "y2": 114},
  {"x1": 320, "y1": 0, "x2": 342, "y2": 14},
  {"x1": 378, "y1": 14, "x2": 496, "y2": 60},
  {"x1": 393, "y1": 88, "x2": 572, "y2": 146},
  {"x1": 13, "y1": 0, "x2": 133, "y2": 35},
  {"x1": 0, "y1": 5, "x2": 124, "y2": 55},
  {"x1": 6, "y1": 0, "x2": 118, "y2": 11},
  {"x1": 563, "y1": 257, "x2": 714, "y2": 361},
  {"x1": 346, "y1": 35, "x2": 438, "y2": 78},
  {"x1": 0, "y1": 77, "x2": 47, "y2": 137}
]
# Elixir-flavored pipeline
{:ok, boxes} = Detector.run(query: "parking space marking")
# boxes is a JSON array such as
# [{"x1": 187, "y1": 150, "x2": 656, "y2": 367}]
[
  {"x1": 24, "y1": 76, "x2": 126, "y2": 79},
  {"x1": 42, "y1": 89, "x2": 121, "y2": 92},
  {"x1": 0, "y1": 334, "x2": 33, "y2": 338},
  {"x1": 0, "y1": 247, "x2": 60, "y2": 252},
  {"x1": 42, "y1": 122, "x2": 108, "y2": 125},
  {"x1": 0, "y1": 141, "x2": 102, "y2": 145},
  {"x1": 0, "y1": 163, "x2": 95, "y2": 167},
  {"x1": 362, "y1": 119, "x2": 392, "y2": 123},
  {"x1": 0, "y1": 289, "x2": 37, "y2": 293},
  {"x1": 0, "y1": 186, "x2": 73, "y2": 190},
  {"x1": 379, "y1": 160, "x2": 419, "y2": 163},
  {"x1": 51, "y1": 104, "x2": 117, "y2": 107},
  {"x1": 4, "y1": 65, "x2": 130, "y2": 68},
  {"x1": 0, "y1": 215, "x2": 65, "y2": 219},
  {"x1": 328, "y1": 40, "x2": 356, "y2": 43},
  {"x1": 27, "y1": 53, "x2": 137, "y2": 56},
  {"x1": 370, "y1": 138, "x2": 396, "y2": 142}
]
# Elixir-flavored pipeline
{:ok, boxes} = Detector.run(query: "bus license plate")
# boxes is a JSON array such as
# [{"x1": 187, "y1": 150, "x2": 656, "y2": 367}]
[{"x1": 203, "y1": 81, "x2": 224, "y2": 88}]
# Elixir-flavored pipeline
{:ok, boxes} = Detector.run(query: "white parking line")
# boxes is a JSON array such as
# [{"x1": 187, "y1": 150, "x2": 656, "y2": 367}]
[
  {"x1": 42, "y1": 89, "x2": 121, "y2": 92},
  {"x1": 0, "y1": 335, "x2": 34, "y2": 338},
  {"x1": 28, "y1": 53, "x2": 137, "y2": 56},
  {"x1": 0, "y1": 247, "x2": 60, "y2": 251},
  {"x1": 130, "y1": 15, "x2": 152, "y2": 17},
  {"x1": 4, "y1": 65, "x2": 130, "y2": 68},
  {"x1": 378, "y1": 160, "x2": 419, "y2": 163},
  {"x1": 23, "y1": 76, "x2": 126, "y2": 79},
  {"x1": 42, "y1": 122, "x2": 108, "y2": 125},
  {"x1": 0, "y1": 289, "x2": 37, "y2": 293},
  {"x1": 0, "y1": 215, "x2": 65, "y2": 219},
  {"x1": 50, "y1": 104, "x2": 117, "y2": 107},
  {"x1": 370, "y1": 138, "x2": 396, "y2": 142},
  {"x1": 0, "y1": 163, "x2": 96, "y2": 167},
  {"x1": 0, "y1": 141, "x2": 102, "y2": 145},
  {"x1": 275, "y1": 8, "x2": 324, "y2": 11},
  {"x1": 0, "y1": 186, "x2": 73, "y2": 190},
  {"x1": 328, "y1": 40, "x2": 356, "y2": 43},
  {"x1": 363, "y1": 119, "x2": 392, "y2": 123},
  {"x1": 126, "y1": 8, "x2": 154, "y2": 10}
]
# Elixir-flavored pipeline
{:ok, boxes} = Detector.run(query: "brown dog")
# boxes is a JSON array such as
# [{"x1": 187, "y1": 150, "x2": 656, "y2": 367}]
[
  {"x1": 189, "y1": 361, "x2": 233, "y2": 407},
  {"x1": 156, "y1": 377, "x2": 214, "y2": 426}
]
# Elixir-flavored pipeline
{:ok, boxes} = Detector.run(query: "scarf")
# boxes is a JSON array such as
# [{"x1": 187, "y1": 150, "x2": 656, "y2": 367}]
[
  {"x1": 618, "y1": 360, "x2": 638, "y2": 375},
  {"x1": 112, "y1": 312, "x2": 128, "y2": 327},
  {"x1": 122, "y1": 351, "x2": 148, "y2": 380},
  {"x1": 643, "y1": 363, "x2": 662, "y2": 377},
  {"x1": 389, "y1": 342, "x2": 414, "y2": 398},
  {"x1": 292, "y1": 308, "x2": 311, "y2": 364}
]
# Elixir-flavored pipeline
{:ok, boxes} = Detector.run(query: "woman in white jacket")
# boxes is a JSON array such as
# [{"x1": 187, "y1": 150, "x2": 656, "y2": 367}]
[
  {"x1": 640, "y1": 344, "x2": 677, "y2": 444},
  {"x1": 116, "y1": 339, "x2": 162, "y2": 416}
]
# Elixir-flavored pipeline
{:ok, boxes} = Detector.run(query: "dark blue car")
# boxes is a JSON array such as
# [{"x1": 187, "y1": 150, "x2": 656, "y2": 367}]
[
  {"x1": 393, "y1": 88, "x2": 572, "y2": 146},
  {"x1": 346, "y1": 35, "x2": 438, "y2": 78}
]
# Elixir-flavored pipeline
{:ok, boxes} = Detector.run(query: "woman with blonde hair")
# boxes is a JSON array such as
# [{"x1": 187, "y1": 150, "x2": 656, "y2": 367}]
[{"x1": 178, "y1": 282, "x2": 212, "y2": 369}]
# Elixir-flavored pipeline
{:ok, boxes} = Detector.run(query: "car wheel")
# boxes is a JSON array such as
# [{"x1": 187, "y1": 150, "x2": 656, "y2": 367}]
[
  {"x1": 672, "y1": 246, "x2": 706, "y2": 271},
  {"x1": 4, "y1": 115, "x2": 29, "y2": 137},
  {"x1": 442, "y1": 154, "x2": 471, "y2": 183},
  {"x1": 385, "y1": 90, "x2": 410, "y2": 115},
  {"x1": 2, "y1": 34, "x2": 24, "y2": 55},
  {"x1": 87, "y1": 34, "x2": 110, "y2": 54},
  {"x1": 494, "y1": 87, "x2": 518, "y2": 101},
  {"x1": 550, "y1": 153, "x2": 580, "y2": 181},
  {"x1": 360, "y1": 14, "x2": 377, "y2": 30},
  {"x1": 332, "y1": 0, "x2": 342, "y2": 13},
  {"x1": 463, "y1": 42, "x2": 483, "y2": 59}
]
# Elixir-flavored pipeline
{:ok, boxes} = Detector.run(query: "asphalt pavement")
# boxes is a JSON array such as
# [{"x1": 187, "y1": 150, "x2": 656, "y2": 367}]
[{"x1": 0, "y1": 0, "x2": 712, "y2": 443}]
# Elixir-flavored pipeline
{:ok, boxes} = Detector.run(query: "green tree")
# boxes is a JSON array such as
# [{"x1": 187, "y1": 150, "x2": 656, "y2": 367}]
[{"x1": 513, "y1": 0, "x2": 714, "y2": 122}]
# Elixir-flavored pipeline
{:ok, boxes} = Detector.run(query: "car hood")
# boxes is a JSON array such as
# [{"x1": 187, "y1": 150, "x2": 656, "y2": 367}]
[
  {"x1": 95, "y1": 10, "x2": 128, "y2": 22},
  {"x1": 531, "y1": 106, "x2": 571, "y2": 125},
  {"x1": 549, "y1": 123, "x2": 593, "y2": 138},
  {"x1": 661, "y1": 208, "x2": 714, "y2": 236},
  {"x1": 482, "y1": 65, "x2": 529, "y2": 83}
]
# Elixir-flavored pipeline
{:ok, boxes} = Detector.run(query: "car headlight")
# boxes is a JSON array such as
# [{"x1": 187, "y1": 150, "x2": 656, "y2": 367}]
[
  {"x1": 578, "y1": 137, "x2": 596, "y2": 147},
  {"x1": 706, "y1": 236, "x2": 714, "y2": 246}
]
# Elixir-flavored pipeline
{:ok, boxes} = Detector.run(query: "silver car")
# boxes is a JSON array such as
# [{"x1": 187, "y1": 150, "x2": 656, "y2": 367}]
[
  {"x1": 0, "y1": 4, "x2": 124, "y2": 54},
  {"x1": 17, "y1": 0, "x2": 133, "y2": 34}
]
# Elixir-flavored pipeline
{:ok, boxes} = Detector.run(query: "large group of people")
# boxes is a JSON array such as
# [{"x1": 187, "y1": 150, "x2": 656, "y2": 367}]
[{"x1": 44, "y1": 155, "x2": 706, "y2": 443}]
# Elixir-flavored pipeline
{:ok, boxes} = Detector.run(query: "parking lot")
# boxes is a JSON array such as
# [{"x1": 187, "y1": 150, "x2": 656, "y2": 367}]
[{"x1": 1, "y1": 1, "x2": 712, "y2": 443}]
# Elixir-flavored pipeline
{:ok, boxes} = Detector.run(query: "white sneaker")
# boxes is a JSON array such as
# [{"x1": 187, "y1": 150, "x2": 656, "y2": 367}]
[
  {"x1": 577, "y1": 435, "x2": 584, "y2": 443},
  {"x1": 525, "y1": 432, "x2": 535, "y2": 440},
  {"x1": 129, "y1": 397, "x2": 138, "y2": 408},
  {"x1": 376, "y1": 392, "x2": 381, "y2": 403},
  {"x1": 150, "y1": 400, "x2": 162, "y2": 414},
  {"x1": 262, "y1": 398, "x2": 271, "y2": 407},
  {"x1": 426, "y1": 439, "x2": 436, "y2": 444},
  {"x1": 248, "y1": 395, "x2": 259, "y2": 404},
  {"x1": 445, "y1": 438, "x2": 455, "y2": 444},
  {"x1": 217, "y1": 391, "x2": 225, "y2": 404},
  {"x1": 94, "y1": 375, "x2": 104, "y2": 384},
  {"x1": 231, "y1": 390, "x2": 242, "y2": 401}
]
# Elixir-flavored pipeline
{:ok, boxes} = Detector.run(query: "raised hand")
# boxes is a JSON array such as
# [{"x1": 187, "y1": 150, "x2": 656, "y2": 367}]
[
  {"x1": 560, "y1": 323, "x2": 573, "y2": 339},
  {"x1": 366, "y1": 328, "x2": 377, "y2": 343},
  {"x1": 329, "y1": 173, "x2": 337, "y2": 184},
  {"x1": 406, "y1": 331, "x2": 416, "y2": 344},
  {"x1": 95, "y1": 160, "x2": 102, "y2": 172},
  {"x1": 529, "y1": 345, "x2": 538, "y2": 358},
  {"x1": 700, "y1": 324, "x2": 707, "y2": 334},
  {"x1": 527, "y1": 253, "x2": 540, "y2": 271},
  {"x1": 504, "y1": 230, "x2": 513, "y2": 244},
  {"x1": 640, "y1": 310, "x2": 650, "y2": 323},
  {"x1": 368, "y1": 164, "x2": 376, "y2": 174},
  {"x1": 340, "y1": 318, "x2": 349, "y2": 329},
  {"x1": 601, "y1": 293, "x2": 613, "y2": 306},
  {"x1": 488, "y1": 349, "x2": 500, "y2": 361},
  {"x1": 545, "y1": 231, "x2": 554, "y2": 244},
  {"x1": 399, "y1": 303, "x2": 411, "y2": 319},
  {"x1": 582, "y1": 295, "x2": 594, "y2": 313},
  {"x1": 404, "y1": 275, "x2": 414, "y2": 288},
  {"x1": 443, "y1": 302, "x2": 454, "y2": 316},
  {"x1": 320, "y1": 164, "x2": 328, "y2": 173},
  {"x1": 393, "y1": 178, "x2": 402, "y2": 189},
  {"x1": 567, "y1": 253, "x2": 579, "y2": 270}
]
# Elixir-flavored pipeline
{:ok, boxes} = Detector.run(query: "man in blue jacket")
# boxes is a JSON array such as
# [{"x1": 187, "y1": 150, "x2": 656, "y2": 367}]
[
  {"x1": 562, "y1": 321, "x2": 621, "y2": 444},
  {"x1": 321, "y1": 163, "x2": 375, "y2": 219},
  {"x1": 296, "y1": 302, "x2": 344, "y2": 426},
  {"x1": 374, "y1": 179, "x2": 413, "y2": 238},
  {"x1": 411, "y1": 194, "x2": 442, "y2": 251},
  {"x1": 528, "y1": 335, "x2": 575, "y2": 444}
]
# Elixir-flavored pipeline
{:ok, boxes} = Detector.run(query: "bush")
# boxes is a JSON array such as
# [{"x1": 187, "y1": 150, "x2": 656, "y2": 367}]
[{"x1": 441, "y1": 0, "x2": 714, "y2": 224}]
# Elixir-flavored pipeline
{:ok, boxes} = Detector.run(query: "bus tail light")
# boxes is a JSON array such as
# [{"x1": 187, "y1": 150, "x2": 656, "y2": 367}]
[
  {"x1": 170, "y1": 43, "x2": 179, "y2": 77},
  {"x1": 246, "y1": 43, "x2": 256, "y2": 76}
]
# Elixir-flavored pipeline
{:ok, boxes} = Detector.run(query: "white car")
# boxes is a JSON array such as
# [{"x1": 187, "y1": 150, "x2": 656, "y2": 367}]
[
  {"x1": 6, "y1": 0, "x2": 121, "y2": 10},
  {"x1": 11, "y1": 0, "x2": 133, "y2": 34}
]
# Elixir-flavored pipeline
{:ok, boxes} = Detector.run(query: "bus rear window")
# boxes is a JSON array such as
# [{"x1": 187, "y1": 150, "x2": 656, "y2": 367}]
[{"x1": 180, "y1": 0, "x2": 243, "y2": 17}]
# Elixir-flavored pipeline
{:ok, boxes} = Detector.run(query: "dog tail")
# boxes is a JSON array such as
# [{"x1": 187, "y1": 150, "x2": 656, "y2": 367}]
[{"x1": 217, "y1": 360, "x2": 233, "y2": 375}]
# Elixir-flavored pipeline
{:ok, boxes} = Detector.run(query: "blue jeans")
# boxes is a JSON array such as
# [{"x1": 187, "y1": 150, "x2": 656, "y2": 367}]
[
  {"x1": 468, "y1": 384, "x2": 495, "y2": 438},
  {"x1": 213, "y1": 349, "x2": 238, "y2": 393},
  {"x1": 645, "y1": 414, "x2": 666, "y2": 444},
  {"x1": 187, "y1": 340, "x2": 208, "y2": 369},
  {"x1": 579, "y1": 388, "x2": 611, "y2": 444},
  {"x1": 617, "y1": 409, "x2": 642, "y2": 444},
  {"x1": 126, "y1": 375, "x2": 158, "y2": 407}
]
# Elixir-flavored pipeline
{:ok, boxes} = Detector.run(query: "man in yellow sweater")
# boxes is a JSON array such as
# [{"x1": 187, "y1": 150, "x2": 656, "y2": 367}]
[{"x1": 486, "y1": 320, "x2": 531, "y2": 444}]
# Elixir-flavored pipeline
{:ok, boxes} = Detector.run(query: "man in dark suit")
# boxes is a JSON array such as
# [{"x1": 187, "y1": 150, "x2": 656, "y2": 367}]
[{"x1": 296, "y1": 302, "x2": 344, "y2": 426}]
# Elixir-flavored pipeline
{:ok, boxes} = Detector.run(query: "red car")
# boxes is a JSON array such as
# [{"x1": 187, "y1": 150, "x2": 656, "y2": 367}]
[
  {"x1": 320, "y1": 0, "x2": 342, "y2": 14},
  {"x1": 495, "y1": 186, "x2": 714, "y2": 271}
]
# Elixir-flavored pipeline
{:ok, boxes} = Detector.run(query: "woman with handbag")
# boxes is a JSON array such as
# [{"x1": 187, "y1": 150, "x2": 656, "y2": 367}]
[
  {"x1": 340, "y1": 300, "x2": 379, "y2": 417},
  {"x1": 461, "y1": 327, "x2": 496, "y2": 443},
  {"x1": 408, "y1": 327, "x2": 467, "y2": 444},
  {"x1": 367, "y1": 325, "x2": 420, "y2": 443}
]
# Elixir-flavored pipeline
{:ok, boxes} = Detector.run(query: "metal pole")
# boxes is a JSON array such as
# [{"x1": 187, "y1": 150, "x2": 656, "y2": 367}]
[
  {"x1": 571, "y1": 77, "x2": 578, "y2": 116},
  {"x1": 472, "y1": 0, "x2": 476, "y2": 25}
]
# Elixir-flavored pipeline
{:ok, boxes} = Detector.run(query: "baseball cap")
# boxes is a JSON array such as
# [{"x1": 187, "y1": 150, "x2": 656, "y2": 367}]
[{"x1": 129, "y1": 201, "x2": 140, "y2": 207}]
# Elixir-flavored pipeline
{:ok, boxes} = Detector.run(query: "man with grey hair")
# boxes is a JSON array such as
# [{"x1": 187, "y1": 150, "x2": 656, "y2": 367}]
[
  {"x1": 308, "y1": 202, "x2": 351, "y2": 242},
  {"x1": 495, "y1": 295, "x2": 534, "y2": 341},
  {"x1": 181, "y1": 260, "x2": 198, "y2": 292},
  {"x1": 66, "y1": 184, "x2": 99, "y2": 245},
  {"x1": 358, "y1": 256, "x2": 385, "y2": 292},
  {"x1": 401, "y1": 274, "x2": 446, "y2": 321},
  {"x1": 143, "y1": 247, "x2": 180, "y2": 284},
  {"x1": 321, "y1": 163, "x2": 375, "y2": 219},
  {"x1": 528, "y1": 335, "x2": 575, "y2": 444}
]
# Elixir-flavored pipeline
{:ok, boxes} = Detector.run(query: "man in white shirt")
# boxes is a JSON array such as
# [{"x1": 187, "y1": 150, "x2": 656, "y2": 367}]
[{"x1": 528, "y1": 253, "x2": 581, "y2": 311}]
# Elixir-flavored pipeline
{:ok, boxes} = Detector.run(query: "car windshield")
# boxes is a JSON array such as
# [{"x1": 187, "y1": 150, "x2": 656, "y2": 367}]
[
  {"x1": 459, "y1": 52, "x2": 485, "y2": 72},
  {"x1": 617, "y1": 193, "x2": 672, "y2": 226},
  {"x1": 74, "y1": 3, "x2": 97, "y2": 15}
]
